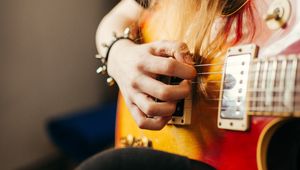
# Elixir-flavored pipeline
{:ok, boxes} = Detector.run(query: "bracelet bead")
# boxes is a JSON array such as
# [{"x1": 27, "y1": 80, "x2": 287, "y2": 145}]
[{"x1": 96, "y1": 27, "x2": 135, "y2": 86}]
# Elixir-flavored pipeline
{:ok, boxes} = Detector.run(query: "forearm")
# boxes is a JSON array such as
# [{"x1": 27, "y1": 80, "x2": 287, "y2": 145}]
[{"x1": 96, "y1": 0, "x2": 144, "y2": 57}]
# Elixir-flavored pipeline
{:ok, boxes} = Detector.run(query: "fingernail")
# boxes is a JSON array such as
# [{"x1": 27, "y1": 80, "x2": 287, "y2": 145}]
[{"x1": 184, "y1": 53, "x2": 195, "y2": 65}]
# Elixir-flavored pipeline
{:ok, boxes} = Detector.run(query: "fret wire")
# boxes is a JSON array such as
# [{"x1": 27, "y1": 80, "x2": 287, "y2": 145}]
[
  {"x1": 248, "y1": 62, "x2": 255, "y2": 111},
  {"x1": 261, "y1": 60, "x2": 268, "y2": 111},
  {"x1": 253, "y1": 61, "x2": 260, "y2": 110},
  {"x1": 295, "y1": 56, "x2": 300, "y2": 111},
  {"x1": 279, "y1": 57, "x2": 287, "y2": 111},
  {"x1": 284, "y1": 56, "x2": 297, "y2": 111},
  {"x1": 268, "y1": 59, "x2": 277, "y2": 110},
  {"x1": 286, "y1": 55, "x2": 300, "y2": 110},
  {"x1": 258, "y1": 60, "x2": 265, "y2": 111},
  {"x1": 254, "y1": 60, "x2": 263, "y2": 111},
  {"x1": 192, "y1": 56, "x2": 300, "y2": 113}
]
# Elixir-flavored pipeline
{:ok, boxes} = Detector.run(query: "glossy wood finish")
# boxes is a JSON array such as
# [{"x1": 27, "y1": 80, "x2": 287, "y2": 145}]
[
  {"x1": 115, "y1": 1, "x2": 300, "y2": 169},
  {"x1": 116, "y1": 94, "x2": 282, "y2": 170}
]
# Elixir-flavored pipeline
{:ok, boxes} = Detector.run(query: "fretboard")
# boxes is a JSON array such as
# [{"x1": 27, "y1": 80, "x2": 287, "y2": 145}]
[{"x1": 247, "y1": 54, "x2": 300, "y2": 117}]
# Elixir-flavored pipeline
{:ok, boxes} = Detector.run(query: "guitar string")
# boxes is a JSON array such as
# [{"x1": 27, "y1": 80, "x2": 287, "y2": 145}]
[
  {"x1": 166, "y1": 60, "x2": 300, "y2": 111},
  {"x1": 190, "y1": 83, "x2": 300, "y2": 89},
  {"x1": 197, "y1": 71, "x2": 223, "y2": 75},
  {"x1": 200, "y1": 109, "x2": 300, "y2": 114},
  {"x1": 193, "y1": 64, "x2": 296, "y2": 75},
  {"x1": 194, "y1": 66, "x2": 296, "y2": 75},
  {"x1": 203, "y1": 97, "x2": 300, "y2": 102},
  {"x1": 191, "y1": 67, "x2": 299, "y2": 84},
  {"x1": 165, "y1": 61, "x2": 300, "y2": 114},
  {"x1": 192, "y1": 80, "x2": 224, "y2": 83},
  {"x1": 193, "y1": 58, "x2": 299, "y2": 68},
  {"x1": 194, "y1": 63, "x2": 225, "y2": 67},
  {"x1": 199, "y1": 105, "x2": 300, "y2": 110},
  {"x1": 179, "y1": 62, "x2": 300, "y2": 104}
]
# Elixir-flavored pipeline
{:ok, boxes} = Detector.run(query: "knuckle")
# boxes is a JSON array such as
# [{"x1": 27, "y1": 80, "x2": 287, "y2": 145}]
[
  {"x1": 136, "y1": 63, "x2": 144, "y2": 72},
  {"x1": 130, "y1": 76, "x2": 140, "y2": 89},
  {"x1": 183, "y1": 82, "x2": 192, "y2": 94},
  {"x1": 177, "y1": 42, "x2": 188, "y2": 50},
  {"x1": 163, "y1": 59, "x2": 176, "y2": 75},
  {"x1": 136, "y1": 119, "x2": 148, "y2": 129},
  {"x1": 135, "y1": 59, "x2": 145, "y2": 71},
  {"x1": 179, "y1": 86, "x2": 190, "y2": 98},
  {"x1": 158, "y1": 86, "x2": 172, "y2": 101},
  {"x1": 156, "y1": 119, "x2": 168, "y2": 130},
  {"x1": 169, "y1": 103, "x2": 177, "y2": 113},
  {"x1": 155, "y1": 124, "x2": 165, "y2": 130},
  {"x1": 144, "y1": 103, "x2": 156, "y2": 116}
]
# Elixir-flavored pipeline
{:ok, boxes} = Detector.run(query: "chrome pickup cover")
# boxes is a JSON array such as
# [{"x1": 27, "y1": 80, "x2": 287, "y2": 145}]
[
  {"x1": 218, "y1": 44, "x2": 258, "y2": 131},
  {"x1": 156, "y1": 76, "x2": 191, "y2": 125}
]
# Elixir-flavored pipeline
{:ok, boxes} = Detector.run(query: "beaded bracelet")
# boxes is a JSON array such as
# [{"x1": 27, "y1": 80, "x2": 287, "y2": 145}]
[{"x1": 96, "y1": 27, "x2": 134, "y2": 86}]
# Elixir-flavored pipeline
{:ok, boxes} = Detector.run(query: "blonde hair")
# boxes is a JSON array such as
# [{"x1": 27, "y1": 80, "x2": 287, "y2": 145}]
[{"x1": 140, "y1": 0, "x2": 255, "y2": 97}]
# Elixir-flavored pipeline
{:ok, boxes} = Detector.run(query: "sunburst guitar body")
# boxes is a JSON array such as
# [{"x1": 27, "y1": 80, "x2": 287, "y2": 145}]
[{"x1": 115, "y1": 0, "x2": 300, "y2": 170}]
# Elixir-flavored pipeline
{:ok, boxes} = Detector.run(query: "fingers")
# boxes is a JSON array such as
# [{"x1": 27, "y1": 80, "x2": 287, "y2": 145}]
[
  {"x1": 132, "y1": 75, "x2": 191, "y2": 101},
  {"x1": 140, "y1": 56, "x2": 196, "y2": 80},
  {"x1": 133, "y1": 92, "x2": 176, "y2": 117},
  {"x1": 115, "y1": 40, "x2": 196, "y2": 130},
  {"x1": 130, "y1": 104, "x2": 172, "y2": 130},
  {"x1": 149, "y1": 40, "x2": 194, "y2": 65}
]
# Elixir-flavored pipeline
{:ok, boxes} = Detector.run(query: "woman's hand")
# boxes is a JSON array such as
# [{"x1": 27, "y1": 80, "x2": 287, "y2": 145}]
[{"x1": 108, "y1": 40, "x2": 197, "y2": 130}]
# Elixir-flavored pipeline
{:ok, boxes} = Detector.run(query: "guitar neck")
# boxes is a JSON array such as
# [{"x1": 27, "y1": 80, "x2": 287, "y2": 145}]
[{"x1": 247, "y1": 54, "x2": 300, "y2": 117}]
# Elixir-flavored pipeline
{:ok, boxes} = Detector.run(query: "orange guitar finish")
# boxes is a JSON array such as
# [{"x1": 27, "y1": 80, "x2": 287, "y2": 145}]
[
  {"x1": 116, "y1": 96, "x2": 278, "y2": 170},
  {"x1": 115, "y1": 1, "x2": 300, "y2": 170}
]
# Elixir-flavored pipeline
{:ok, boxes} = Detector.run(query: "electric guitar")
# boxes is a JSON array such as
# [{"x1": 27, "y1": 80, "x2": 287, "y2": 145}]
[{"x1": 115, "y1": 0, "x2": 300, "y2": 169}]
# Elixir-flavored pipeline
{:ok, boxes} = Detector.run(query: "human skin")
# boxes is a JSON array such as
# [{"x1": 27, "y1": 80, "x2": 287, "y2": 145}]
[{"x1": 95, "y1": 0, "x2": 199, "y2": 130}]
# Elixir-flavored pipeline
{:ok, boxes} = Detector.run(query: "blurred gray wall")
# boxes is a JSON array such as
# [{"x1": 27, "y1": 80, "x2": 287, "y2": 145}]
[{"x1": 0, "y1": 0, "x2": 118, "y2": 169}]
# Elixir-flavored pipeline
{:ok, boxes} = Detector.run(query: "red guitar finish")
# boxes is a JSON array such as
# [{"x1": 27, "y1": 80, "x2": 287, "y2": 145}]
[{"x1": 115, "y1": 0, "x2": 300, "y2": 169}]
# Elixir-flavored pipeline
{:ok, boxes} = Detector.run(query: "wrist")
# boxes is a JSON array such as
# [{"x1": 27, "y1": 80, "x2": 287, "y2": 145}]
[
  {"x1": 108, "y1": 39, "x2": 136, "y2": 78},
  {"x1": 95, "y1": 27, "x2": 138, "y2": 86},
  {"x1": 110, "y1": 38, "x2": 136, "y2": 59}
]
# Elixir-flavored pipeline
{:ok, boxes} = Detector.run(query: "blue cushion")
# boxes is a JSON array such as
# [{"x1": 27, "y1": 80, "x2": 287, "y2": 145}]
[{"x1": 47, "y1": 102, "x2": 117, "y2": 162}]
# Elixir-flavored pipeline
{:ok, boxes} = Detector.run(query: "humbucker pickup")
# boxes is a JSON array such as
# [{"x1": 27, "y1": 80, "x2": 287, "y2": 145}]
[
  {"x1": 156, "y1": 76, "x2": 192, "y2": 125},
  {"x1": 218, "y1": 44, "x2": 258, "y2": 131}
]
